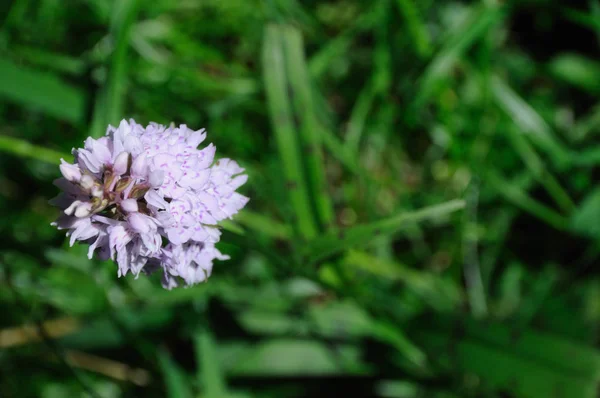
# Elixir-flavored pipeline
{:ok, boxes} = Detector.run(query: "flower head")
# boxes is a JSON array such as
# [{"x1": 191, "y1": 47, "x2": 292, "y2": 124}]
[{"x1": 51, "y1": 119, "x2": 248, "y2": 289}]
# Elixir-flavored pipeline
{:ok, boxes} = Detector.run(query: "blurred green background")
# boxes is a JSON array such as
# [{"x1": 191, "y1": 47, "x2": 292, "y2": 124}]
[{"x1": 2, "y1": 0, "x2": 600, "y2": 397}]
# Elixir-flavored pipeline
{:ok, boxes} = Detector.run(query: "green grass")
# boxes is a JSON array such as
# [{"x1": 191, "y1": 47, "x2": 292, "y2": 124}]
[{"x1": 2, "y1": 1, "x2": 600, "y2": 397}]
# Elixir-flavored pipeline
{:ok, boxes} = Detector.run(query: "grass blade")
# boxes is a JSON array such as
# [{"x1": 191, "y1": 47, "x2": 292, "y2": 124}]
[
  {"x1": 10, "y1": 46, "x2": 87, "y2": 76},
  {"x1": 505, "y1": 127, "x2": 575, "y2": 213},
  {"x1": 262, "y1": 24, "x2": 318, "y2": 240},
  {"x1": 195, "y1": 329, "x2": 227, "y2": 398},
  {"x1": 413, "y1": 4, "x2": 504, "y2": 110},
  {"x1": 343, "y1": 250, "x2": 461, "y2": 311},
  {"x1": 344, "y1": 78, "x2": 378, "y2": 155},
  {"x1": 491, "y1": 75, "x2": 571, "y2": 166},
  {"x1": 157, "y1": 348, "x2": 193, "y2": 398},
  {"x1": 0, "y1": 135, "x2": 69, "y2": 164},
  {"x1": 235, "y1": 210, "x2": 292, "y2": 240},
  {"x1": 304, "y1": 199, "x2": 465, "y2": 264},
  {"x1": 0, "y1": 59, "x2": 85, "y2": 124},
  {"x1": 394, "y1": 0, "x2": 432, "y2": 58},
  {"x1": 105, "y1": 0, "x2": 141, "y2": 129},
  {"x1": 485, "y1": 169, "x2": 569, "y2": 230},
  {"x1": 416, "y1": 316, "x2": 600, "y2": 398},
  {"x1": 281, "y1": 25, "x2": 335, "y2": 229}
]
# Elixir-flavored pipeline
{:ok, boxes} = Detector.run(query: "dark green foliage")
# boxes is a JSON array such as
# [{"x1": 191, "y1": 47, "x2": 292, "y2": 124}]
[{"x1": 1, "y1": 0, "x2": 600, "y2": 397}]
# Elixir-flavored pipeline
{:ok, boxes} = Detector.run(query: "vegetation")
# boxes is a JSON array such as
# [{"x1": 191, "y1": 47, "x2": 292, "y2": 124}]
[{"x1": 1, "y1": 0, "x2": 600, "y2": 397}]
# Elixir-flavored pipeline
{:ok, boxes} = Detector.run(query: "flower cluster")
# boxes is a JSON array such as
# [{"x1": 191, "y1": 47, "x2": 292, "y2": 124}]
[{"x1": 50, "y1": 120, "x2": 248, "y2": 289}]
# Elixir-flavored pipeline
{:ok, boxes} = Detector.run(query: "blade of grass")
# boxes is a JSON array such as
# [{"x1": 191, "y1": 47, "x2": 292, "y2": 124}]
[
  {"x1": 11, "y1": 46, "x2": 87, "y2": 76},
  {"x1": 485, "y1": 169, "x2": 569, "y2": 230},
  {"x1": 505, "y1": 127, "x2": 575, "y2": 213},
  {"x1": 416, "y1": 316, "x2": 600, "y2": 397},
  {"x1": 320, "y1": 125, "x2": 361, "y2": 174},
  {"x1": 235, "y1": 210, "x2": 292, "y2": 240},
  {"x1": 157, "y1": 348, "x2": 193, "y2": 398},
  {"x1": 104, "y1": 0, "x2": 141, "y2": 130},
  {"x1": 394, "y1": 0, "x2": 432, "y2": 58},
  {"x1": 282, "y1": 25, "x2": 335, "y2": 229},
  {"x1": 548, "y1": 53, "x2": 600, "y2": 95},
  {"x1": 0, "y1": 59, "x2": 85, "y2": 125},
  {"x1": 195, "y1": 329, "x2": 227, "y2": 398},
  {"x1": 462, "y1": 181, "x2": 487, "y2": 318},
  {"x1": 344, "y1": 77, "x2": 378, "y2": 155},
  {"x1": 344, "y1": 250, "x2": 461, "y2": 311},
  {"x1": 262, "y1": 24, "x2": 318, "y2": 240},
  {"x1": 304, "y1": 199, "x2": 466, "y2": 264},
  {"x1": 345, "y1": 0, "x2": 390, "y2": 155},
  {"x1": 490, "y1": 75, "x2": 571, "y2": 167},
  {"x1": 412, "y1": 4, "x2": 504, "y2": 110},
  {"x1": 0, "y1": 135, "x2": 69, "y2": 164},
  {"x1": 308, "y1": 10, "x2": 375, "y2": 79}
]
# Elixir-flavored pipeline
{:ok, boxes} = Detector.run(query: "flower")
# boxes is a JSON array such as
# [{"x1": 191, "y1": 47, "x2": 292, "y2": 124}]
[{"x1": 50, "y1": 119, "x2": 248, "y2": 289}]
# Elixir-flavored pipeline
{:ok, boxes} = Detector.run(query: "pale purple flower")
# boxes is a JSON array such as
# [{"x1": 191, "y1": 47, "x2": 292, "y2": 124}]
[{"x1": 51, "y1": 119, "x2": 248, "y2": 289}]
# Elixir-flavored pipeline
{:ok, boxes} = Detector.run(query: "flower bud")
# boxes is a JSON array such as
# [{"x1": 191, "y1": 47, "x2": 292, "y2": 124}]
[
  {"x1": 80, "y1": 174, "x2": 95, "y2": 190},
  {"x1": 131, "y1": 154, "x2": 148, "y2": 177},
  {"x1": 59, "y1": 159, "x2": 81, "y2": 182},
  {"x1": 148, "y1": 170, "x2": 165, "y2": 187},
  {"x1": 121, "y1": 198, "x2": 139, "y2": 213},
  {"x1": 113, "y1": 151, "x2": 130, "y2": 176}
]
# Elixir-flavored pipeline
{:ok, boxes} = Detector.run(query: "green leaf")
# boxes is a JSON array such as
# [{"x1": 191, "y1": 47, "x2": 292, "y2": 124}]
[
  {"x1": 571, "y1": 188, "x2": 600, "y2": 238},
  {"x1": 504, "y1": 126, "x2": 574, "y2": 213},
  {"x1": 415, "y1": 316, "x2": 600, "y2": 398},
  {"x1": 394, "y1": 0, "x2": 432, "y2": 58},
  {"x1": 281, "y1": 25, "x2": 335, "y2": 229},
  {"x1": 195, "y1": 329, "x2": 227, "y2": 398},
  {"x1": 0, "y1": 58, "x2": 85, "y2": 124},
  {"x1": 235, "y1": 210, "x2": 292, "y2": 240},
  {"x1": 103, "y1": 0, "x2": 141, "y2": 131},
  {"x1": 549, "y1": 53, "x2": 600, "y2": 94},
  {"x1": 485, "y1": 170, "x2": 569, "y2": 230},
  {"x1": 342, "y1": 250, "x2": 461, "y2": 311},
  {"x1": 223, "y1": 339, "x2": 361, "y2": 376},
  {"x1": 303, "y1": 199, "x2": 465, "y2": 264},
  {"x1": 11, "y1": 46, "x2": 87, "y2": 76},
  {"x1": 413, "y1": 4, "x2": 504, "y2": 109},
  {"x1": 262, "y1": 24, "x2": 319, "y2": 240},
  {"x1": 0, "y1": 135, "x2": 68, "y2": 164},
  {"x1": 158, "y1": 348, "x2": 193, "y2": 398},
  {"x1": 491, "y1": 75, "x2": 571, "y2": 166}
]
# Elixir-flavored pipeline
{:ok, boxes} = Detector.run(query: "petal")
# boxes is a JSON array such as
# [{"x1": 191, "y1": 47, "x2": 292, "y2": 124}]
[
  {"x1": 121, "y1": 198, "x2": 139, "y2": 213},
  {"x1": 131, "y1": 153, "x2": 148, "y2": 177},
  {"x1": 59, "y1": 159, "x2": 82, "y2": 182},
  {"x1": 145, "y1": 190, "x2": 168, "y2": 209}
]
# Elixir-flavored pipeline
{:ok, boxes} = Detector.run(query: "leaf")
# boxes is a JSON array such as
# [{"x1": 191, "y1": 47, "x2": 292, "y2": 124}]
[
  {"x1": 103, "y1": 0, "x2": 141, "y2": 131},
  {"x1": 414, "y1": 316, "x2": 600, "y2": 398},
  {"x1": 11, "y1": 45, "x2": 87, "y2": 76},
  {"x1": 60, "y1": 308, "x2": 174, "y2": 349},
  {"x1": 303, "y1": 199, "x2": 465, "y2": 264},
  {"x1": 222, "y1": 339, "x2": 361, "y2": 376},
  {"x1": 571, "y1": 188, "x2": 600, "y2": 238},
  {"x1": 0, "y1": 58, "x2": 85, "y2": 124},
  {"x1": 0, "y1": 135, "x2": 68, "y2": 164},
  {"x1": 413, "y1": 4, "x2": 504, "y2": 109},
  {"x1": 262, "y1": 24, "x2": 318, "y2": 240},
  {"x1": 158, "y1": 348, "x2": 193, "y2": 398},
  {"x1": 548, "y1": 53, "x2": 600, "y2": 94},
  {"x1": 282, "y1": 25, "x2": 335, "y2": 229},
  {"x1": 235, "y1": 210, "x2": 292, "y2": 240},
  {"x1": 195, "y1": 329, "x2": 227, "y2": 398},
  {"x1": 491, "y1": 75, "x2": 571, "y2": 166},
  {"x1": 394, "y1": 0, "x2": 432, "y2": 58},
  {"x1": 485, "y1": 170, "x2": 569, "y2": 230},
  {"x1": 504, "y1": 126, "x2": 574, "y2": 213},
  {"x1": 342, "y1": 251, "x2": 461, "y2": 311}
]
